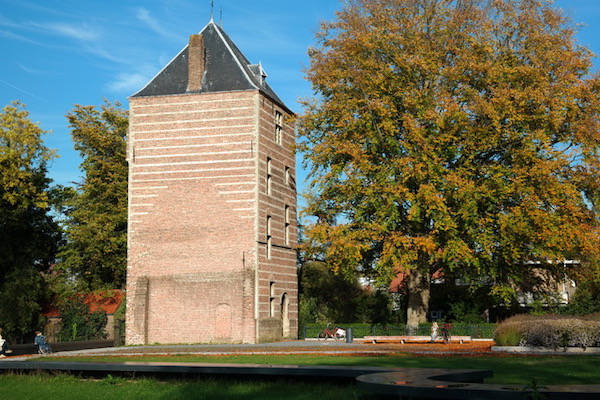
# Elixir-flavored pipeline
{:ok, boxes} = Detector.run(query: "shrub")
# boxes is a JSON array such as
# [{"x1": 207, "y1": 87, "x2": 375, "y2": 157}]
[
  {"x1": 494, "y1": 314, "x2": 600, "y2": 349},
  {"x1": 494, "y1": 323, "x2": 522, "y2": 346},
  {"x1": 563, "y1": 282, "x2": 600, "y2": 315},
  {"x1": 57, "y1": 297, "x2": 107, "y2": 342}
]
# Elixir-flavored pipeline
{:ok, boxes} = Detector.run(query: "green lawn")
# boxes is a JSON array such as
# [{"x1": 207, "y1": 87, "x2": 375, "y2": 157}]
[
  {"x1": 0, "y1": 373, "x2": 358, "y2": 400},
  {"x1": 38, "y1": 353, "x2": 600, "y2": 385}
]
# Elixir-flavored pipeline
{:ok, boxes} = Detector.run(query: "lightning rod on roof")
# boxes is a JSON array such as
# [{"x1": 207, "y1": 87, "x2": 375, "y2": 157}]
[
  {"x1": 220, "y1": 7, "x2": 223, "y2": 27},
  {"x1": 210, "y1": 0, "x2": 214, "y2": 22}
]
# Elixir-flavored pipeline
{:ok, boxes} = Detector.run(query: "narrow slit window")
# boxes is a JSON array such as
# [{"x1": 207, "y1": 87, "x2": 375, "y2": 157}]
[
  {"x1": 269, "y1": 281, "x2": 275, "y2": 317},
  {"x1": 275, "y1": 111, "x2": 282, "y2": 145},
  {"x1": 284, "y1": 205, "x2": 290, "y2": 246},
  {"x1": 266, "y1": 157, "x2": 272, "y2": 195},
  {"x1": 267, "y1": 215, "x2": 272, "y2": 259}
]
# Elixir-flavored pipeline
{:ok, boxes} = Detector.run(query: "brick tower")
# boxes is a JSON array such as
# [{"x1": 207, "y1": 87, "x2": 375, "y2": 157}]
[{"x1": 125, "y1": 20, "x2": 297, "y2": 344}]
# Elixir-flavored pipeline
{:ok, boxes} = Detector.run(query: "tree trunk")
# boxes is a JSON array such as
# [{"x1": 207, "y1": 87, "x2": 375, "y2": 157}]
[{"x1": 406, "y1": 269, "x2": 430, "y2": 335}]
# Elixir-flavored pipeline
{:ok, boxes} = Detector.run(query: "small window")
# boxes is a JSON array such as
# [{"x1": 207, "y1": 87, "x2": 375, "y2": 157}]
[
  {"x1": 285, "y1": 166, "x2": 290, "y2": 185},
  {"x1": 267, "y1": 215, "x2": 272, "y2": 259},
  {"x1": 284, "y1": 205, "x2": 290, "y2": 246},
  {"x1": 269, "y1": 281, "x2": 276, "y2": 317},
  {"x1": 275, "y1": 111, "x2": 282, "y2": 145},
  {"x1": 266, "y1": 157, "x2": 272, "y2": 195}
]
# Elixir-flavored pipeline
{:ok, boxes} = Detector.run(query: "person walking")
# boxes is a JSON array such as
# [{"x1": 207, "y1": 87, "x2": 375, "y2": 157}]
[
  {"x1": 441, "y1": 322, "x2": 452, "y2": 344},
  {"x1": 0, "y1": 328, "x2": 8, "y2": 358},
  {"x1": 430, "y1": 322, "x2": 439, "y2": 343}
]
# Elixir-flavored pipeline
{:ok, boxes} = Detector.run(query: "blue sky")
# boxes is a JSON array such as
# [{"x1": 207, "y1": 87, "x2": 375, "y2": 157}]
[{"x1": 0, "y1": 0, "x2": 598, "y2": 206}]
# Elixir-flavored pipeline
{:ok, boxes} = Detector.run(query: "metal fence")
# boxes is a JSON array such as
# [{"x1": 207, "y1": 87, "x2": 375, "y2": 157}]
[{"x1": 300, "y1": 323, "x2": 496, "y2": 339}]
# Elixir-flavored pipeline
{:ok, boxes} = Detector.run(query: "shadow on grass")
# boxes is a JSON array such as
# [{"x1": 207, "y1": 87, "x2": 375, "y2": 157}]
[
  {"x1": 281, "y1": 354, "x2": 600, "y2": 385},
  {"x1": 39, "y1": 353, "x2": 600, "y2": 386},
  {"x1": 158, "y1": 379, "x2": 360, "y2": 400},
  {"x1": 1, "y1": 373, "x2": 361, "y2": 400}
]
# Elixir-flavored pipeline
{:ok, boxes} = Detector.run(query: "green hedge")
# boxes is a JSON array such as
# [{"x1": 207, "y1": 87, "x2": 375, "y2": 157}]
[{"x1": 300, "y1": 323, "x2": 496, "y2": 339}]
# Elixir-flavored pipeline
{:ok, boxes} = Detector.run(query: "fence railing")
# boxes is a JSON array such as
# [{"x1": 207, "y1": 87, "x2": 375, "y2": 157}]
[{"x1": 300, "y1": 323, "x2": 496, "y2": 339}]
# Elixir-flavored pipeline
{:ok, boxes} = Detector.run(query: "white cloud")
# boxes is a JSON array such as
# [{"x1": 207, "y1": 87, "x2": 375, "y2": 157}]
[
  {"x1": 17, "y1": 62, "x2": 47, "y2": 74},
  {"x1": 107, "y1": 72, "x2": 150, "y2": 93},
  {"x1": 0, "y1": 78, "x2": 46, "y2": 101},
  {"x1": 0, "y1": 29, "x2": 41, "y2": 45},
  {"x1": 136, "y1": 7, "x2": 178, "y2": 40},
  {"x1": 28, "y1": 21, "x2": 99, "y2": 41},
  {"x1": 83, "y1": 45, "x2": 128, "y2": 64}
]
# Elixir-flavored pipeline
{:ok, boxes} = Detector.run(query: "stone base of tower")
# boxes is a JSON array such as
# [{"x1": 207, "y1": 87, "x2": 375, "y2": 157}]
[
  {"x1": 125, "y1": 271, "x2": 256, "y2": 345},
  {"x1": 256, "y1": 318, "x2": 297, "y2": 343}
]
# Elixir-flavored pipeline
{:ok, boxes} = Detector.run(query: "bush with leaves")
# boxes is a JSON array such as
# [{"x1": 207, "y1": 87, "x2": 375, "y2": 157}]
[
  {"x1": 494, "y1": 314, "x2": 600, "y2": 349},
  {"x1": 564, "y1": 282, "x2": 600, "y2": 315},
  {"x1": 57, "y1": 296, "x2": 107, "y2": 342}
]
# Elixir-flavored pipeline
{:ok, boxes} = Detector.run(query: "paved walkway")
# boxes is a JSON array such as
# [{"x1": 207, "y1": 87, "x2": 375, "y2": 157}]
[{"x1": 1, "y1": 339, "x2": 494, "y2": 361}]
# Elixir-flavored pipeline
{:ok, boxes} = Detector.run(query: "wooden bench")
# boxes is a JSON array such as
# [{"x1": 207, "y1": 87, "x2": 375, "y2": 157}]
[{"x1": 362, "y1": 335, "x2": 473, "y2": 344}]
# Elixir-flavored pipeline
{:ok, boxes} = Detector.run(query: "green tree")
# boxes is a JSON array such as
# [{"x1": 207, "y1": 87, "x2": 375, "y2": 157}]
[
  {"x1": 0, "y1": 102, "x2": 61, "y2": 342},
  {"x1": 299, "y1": 0, "x2": 600, "y2": 331},
  {"x1": 299, "y1": 261, "x2": 393, "y2": 325},
  {"x1": 564, "y1": 281, "x2": 600, "y2": 315},
  {"x1": 58, "y1": 102, "x2": 128, "y2": 290},
  {"x1": 57, "y1": 296, "x2": 107, "y2": 341}
]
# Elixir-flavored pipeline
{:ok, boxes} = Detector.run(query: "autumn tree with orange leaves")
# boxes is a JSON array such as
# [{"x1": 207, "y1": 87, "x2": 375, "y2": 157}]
[{"x1": 299, "y1": 0, "x2": 600, "y2": 330}]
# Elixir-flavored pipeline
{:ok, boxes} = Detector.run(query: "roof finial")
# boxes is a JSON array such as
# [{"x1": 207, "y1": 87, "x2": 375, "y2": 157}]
[
  {"x1": 210, "y1": 0, "x2": 214, "y2": 22},
  {"x1": 219, "y1": 7, "x2": 223, "y2": 27}
]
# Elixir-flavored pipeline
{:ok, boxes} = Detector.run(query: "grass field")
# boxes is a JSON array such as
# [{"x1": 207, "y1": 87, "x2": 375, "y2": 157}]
[
  {"x1": 39, "y1": 353, "x2": 600, "y2": 385},
  {"x1": 0, "y1": 373, "x2": 358, "y2": 400}
]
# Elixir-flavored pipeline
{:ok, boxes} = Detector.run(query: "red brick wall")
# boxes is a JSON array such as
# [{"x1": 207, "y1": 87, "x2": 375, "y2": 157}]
[
  {"x1": 126, "y1": 90, "x2": 297, "y2": 344},
  {"x1": 256, "y1": 94, "x2": 298, "y2": 340},
  {"x1": 126, "y1": 91, "x2": 258, "y2": 344}
]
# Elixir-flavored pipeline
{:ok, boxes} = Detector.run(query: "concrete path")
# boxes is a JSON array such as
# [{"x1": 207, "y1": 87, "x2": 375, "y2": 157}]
[{"x1": 1, "y1": 339, "x2": 493, "y2": 359}]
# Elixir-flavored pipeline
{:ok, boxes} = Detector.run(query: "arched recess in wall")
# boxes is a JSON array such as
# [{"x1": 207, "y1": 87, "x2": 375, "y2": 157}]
[
  {"x1": 215, "y1": 303, "x2": 232, "y2": 340},
  {"x1": 281, "y1": 293, "x2": 290, "y2": 338}
]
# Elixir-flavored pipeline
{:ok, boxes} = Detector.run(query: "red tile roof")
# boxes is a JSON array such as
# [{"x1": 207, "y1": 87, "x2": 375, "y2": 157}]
[
  {"x1": 43, "y1": 290, "x2": 124, "y2": 317},
  {"x1": 390, "y1": 269, "x2": 444, "y2": 293}
]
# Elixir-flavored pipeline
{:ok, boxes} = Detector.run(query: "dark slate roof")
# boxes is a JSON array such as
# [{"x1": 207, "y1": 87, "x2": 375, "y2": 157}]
[{"x1": 132, "y1": 21, "x2": 292, "y2": 114}]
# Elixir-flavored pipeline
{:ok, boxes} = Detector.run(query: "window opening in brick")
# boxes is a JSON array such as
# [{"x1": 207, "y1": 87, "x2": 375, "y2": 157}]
[
  {"x1": 269, "y1": 281, "x2": 276, "y2": 317},
  {"x1": 267, "y1": 215, "x2": 272, "y2": 259},
  {"x1": 266, "y1": 157, "x2": 272, "y2": 195},
  {"x1": 285, "y1": 166, "x2": 290, "y2": 186},
  {"x1": 275, "y1": 110, "x2": 282, "y2": 145},
  {"x1": 284, "y1": 205, "x2": 290, "y2": 246}
]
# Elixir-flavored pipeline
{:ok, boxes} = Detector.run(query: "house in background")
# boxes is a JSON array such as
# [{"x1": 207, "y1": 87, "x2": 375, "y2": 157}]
[{"x1": 389, "y1": 261, "x2": 579, "y2": 322}]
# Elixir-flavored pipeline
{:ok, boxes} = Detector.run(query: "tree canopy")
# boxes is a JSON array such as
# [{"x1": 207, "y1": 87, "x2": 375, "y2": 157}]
[
  {"x1": 299, "y1": 261, "x2": 393, "y2": 325},
  {"x1": 298, "y1": 0, "x2": 600, "y2": 327},
  {"x1": 58, "y1": 102, "x2": 128, "y2": 290},
  {"x1": 0, "y1": 102, "x2": 61, "y2": 341}
]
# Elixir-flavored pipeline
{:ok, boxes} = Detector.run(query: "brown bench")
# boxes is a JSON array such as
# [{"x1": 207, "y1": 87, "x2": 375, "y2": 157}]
[{"x1": 362, "y1": 335, "x2": 473, "y2": 344}]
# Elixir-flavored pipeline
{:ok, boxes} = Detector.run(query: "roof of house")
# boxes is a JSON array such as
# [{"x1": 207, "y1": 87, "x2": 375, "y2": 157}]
[
  {"x1": 44, "y1": 290, "x2": 124, "y2": 317},
  {"x1": 132, "y1": 20, "x2": 292, "y2": 114},
  {"x1": 389, "y1": 269, "x2": 444, "y2": 293}
]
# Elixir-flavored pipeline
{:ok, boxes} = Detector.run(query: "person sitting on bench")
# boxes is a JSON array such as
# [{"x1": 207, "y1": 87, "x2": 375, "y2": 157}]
[{"x1": 34, "y1": 331, "x2": 52, "y2": 354}]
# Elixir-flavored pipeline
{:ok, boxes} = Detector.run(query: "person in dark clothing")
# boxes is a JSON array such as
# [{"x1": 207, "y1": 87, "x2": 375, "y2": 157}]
[{"x1": 34, "y1": 331, "x2": 52, "y2": 354}]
